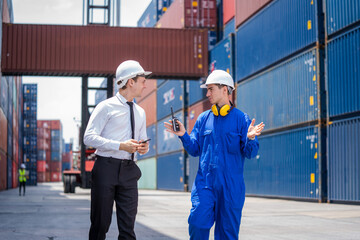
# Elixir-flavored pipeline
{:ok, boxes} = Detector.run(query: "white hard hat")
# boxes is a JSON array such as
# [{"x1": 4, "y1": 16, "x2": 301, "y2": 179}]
[
  {"x1": 200, "y1": 70, "x2": 235, "y2": 90},
  {"x1": 21, "y1": 163, "x2": 26, "y2": 169},
  {"x1": 115, "y1": 60, "x2": 152, "y2": 88}
]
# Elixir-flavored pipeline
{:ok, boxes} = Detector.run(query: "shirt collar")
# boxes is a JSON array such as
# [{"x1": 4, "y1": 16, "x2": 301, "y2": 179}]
[{"x1": 116, "y1": 92, "x2": 133, "y2": 104}]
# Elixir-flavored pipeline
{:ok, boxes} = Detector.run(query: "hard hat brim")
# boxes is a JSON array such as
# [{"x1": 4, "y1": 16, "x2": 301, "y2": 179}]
[{"x1": 116, "y1": 71, "x2": 152, "y2": 85}]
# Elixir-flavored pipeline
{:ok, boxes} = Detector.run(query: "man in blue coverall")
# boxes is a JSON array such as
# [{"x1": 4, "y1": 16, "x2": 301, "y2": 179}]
[{"x1": 164, "y1": 70, "x2": 265, "y2": 239}]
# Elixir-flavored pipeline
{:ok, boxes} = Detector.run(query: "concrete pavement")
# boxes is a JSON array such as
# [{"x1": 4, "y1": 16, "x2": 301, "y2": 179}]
[{"x1": 0, "y1": 182, "x2": 360, "y2": 239}]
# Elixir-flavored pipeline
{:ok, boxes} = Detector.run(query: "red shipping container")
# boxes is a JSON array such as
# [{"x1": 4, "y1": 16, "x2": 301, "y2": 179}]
[
  {"x1": 235, "y1": 0, "x2": 272, "y2": 28},
  {"x1": 50, "y1": 161, "x2": 62, "y2": 172},
  {"x1": 0, "y1": 151, "x2": 7, "y2": 190},
  {"x1": 50, "y1": 120, "x2": 62, "y2": 130},
  {"x1": 223, "y1": 0, "x2": 235, "y2": 24},
  {"x1": 137, "y1": 91, "x2": 157, "y2": 127},
  {"x1": 50, "y1": 172, "x2": 62, "y2": 182},
  {"x1": 37, "y1": 172, "x2": 46, "y2": 182},
  {"x1": 135, "y1": 79, "x2": 157, "y2": 103},
  {"x1": 37, "y1": 160, "x2": 46, "y2": 172},
  {"x1": 37, "y1": 120, "x2": 52, "y2": 129},
  {"x1": 37, "y1": 138, "x2": 48, "y2": 150},
  {"x1": 12, "y1": 161, "x2": 18, "y2": 188},
  {"x1": 62, "y1": 152, "x2": 71, "y2": 163},
  {"x1": 187, "y1": 98, "x2": 212, "y2": 132},
  {"x1": 45, "y1": 172, "x2": 51, "y2": 182},
  {"x1": 46, "y1": 150, "x2": 51, "y2": 162},
  {"x1": 0, "y1": 109, "x2": 8, "y2": 152}
]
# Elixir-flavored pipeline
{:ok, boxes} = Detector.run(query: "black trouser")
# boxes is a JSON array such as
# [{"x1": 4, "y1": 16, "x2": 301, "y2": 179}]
[
  {"x1": 19, "y1": 181, "x2": 26, "y2": 196},
  {"x1": 89, "y1": 156, "x2": 142, "y2": 240}
]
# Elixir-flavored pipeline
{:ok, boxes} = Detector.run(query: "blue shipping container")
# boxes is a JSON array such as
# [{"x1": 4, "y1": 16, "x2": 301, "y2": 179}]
[
  {"x1": 157, "y1": 151, "x2": 184, "y2": 191},
  {"x1": 38, "y1": 150, "x2": 46, "y2": 161},
  {"x1": 327, "y1": 26, "x2": 360, "y2": 117},
  {"x1": 236, "y1": 0, "x2": 319, "y2": 81},
  {"x1": 51, "y1": 130, "x2": 61, "y2": 139},
  {"x1": 51, "y1": 140, "x2": 61, "y2": 152},
  {"x1": 328, "y1": 117, "x2": 360, "y2": 202},
  {"x1": 157, "y1": 110, "x2": 184, "y2": 155},
  {"x1": 156, "y1": 80, "x2": 184, "y2": 120},
  {"x1": 138, "y1": 0, "x2": 157, "y2": 27},
  {"x1": 209, "y1": 34, "x2": 235, "y2": 77},
  {"x1": 23, "y1": 101, "x2": 37, "y2": 117},
  {"x1": 23, "y1": 135, "x2": 37, "y2": 151},
  {"x1": 24, "y1": 152, "x2": 37, "y2": 163},
  {"x1": 187, "y1": 78, "x2": 207, "y2": 106},
  {"x1": 223, "y1": 17, "x2": 235, "y2": 38},
  {"x1": 137, "y1": 124, "x2": 157, "y2": 160},
  {"x1": 244, "y1": 126, "x2": 320, "y2": 199},
  {"x1": 51, "y1": 151, "x2": 61, "y2": 161},
  {"x1": 62, "y1": 162, "x2": 71, "y2": 171},
  {"x1": 326, "y1": 0, "x2": 360, "y2": 36},
  {"x1": 23, "y1": 84, "x2": 37, "y2": 101},
  {"x1": 237, "y1": 48, "x2": 319, "y2": 130},
  {"x1": 65, "y1": 143, "x2": 72, "y2": 153}
]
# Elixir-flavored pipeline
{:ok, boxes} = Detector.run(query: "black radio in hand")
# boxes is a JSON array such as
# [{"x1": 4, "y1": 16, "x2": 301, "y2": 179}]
[{"x1": 171, "y1": 107, "x2": 180, "y2": 132}]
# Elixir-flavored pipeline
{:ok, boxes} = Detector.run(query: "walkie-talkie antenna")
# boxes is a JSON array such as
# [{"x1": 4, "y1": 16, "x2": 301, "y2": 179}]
[{"x1": 171, "y1": 107, "x2": 174, "y2": 118}]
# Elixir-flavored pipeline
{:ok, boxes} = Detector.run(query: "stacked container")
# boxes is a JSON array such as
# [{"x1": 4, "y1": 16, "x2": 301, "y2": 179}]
[
  {"x1": 50, "y1": 120, "x2": 63, "y2": 182},
  {"x1": 62, "y1": 143, "x2": 73, "y2": 171},
  {"x1": 37, "y1": 121, "x2": 51, "y2": 182},
  {"x1": 23, "y1": 84, "x2": 38, "y2": 186}
]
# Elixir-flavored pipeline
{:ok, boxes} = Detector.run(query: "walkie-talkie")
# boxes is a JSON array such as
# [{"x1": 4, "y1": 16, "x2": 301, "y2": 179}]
[{"x1": 171, "y1": 107, "x2": 180, "y2": 132}]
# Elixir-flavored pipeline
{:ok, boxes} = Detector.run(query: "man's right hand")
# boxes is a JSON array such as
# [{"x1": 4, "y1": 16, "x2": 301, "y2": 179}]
[{"x1": 119, "y1": 139, "x2": 140, "y2": 153}]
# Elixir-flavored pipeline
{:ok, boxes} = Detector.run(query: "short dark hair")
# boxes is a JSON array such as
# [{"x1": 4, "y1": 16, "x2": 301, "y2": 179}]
[
  {"x1": 120, "y1": 75, "x2": 141, "y2": 90},
  {"x1": 216, "y1": 84, "x2": 233, "y2": 95}
]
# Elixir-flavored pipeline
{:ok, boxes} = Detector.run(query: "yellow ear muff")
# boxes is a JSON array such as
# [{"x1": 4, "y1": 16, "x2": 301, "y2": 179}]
[{"x1": 211, "y1": 104, "x2": 219, "y2": 116}]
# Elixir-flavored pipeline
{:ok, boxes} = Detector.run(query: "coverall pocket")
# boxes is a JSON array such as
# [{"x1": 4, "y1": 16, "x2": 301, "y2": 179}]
[{"x1": 226, "y1": 132, "x2": 241, "y2": 154}]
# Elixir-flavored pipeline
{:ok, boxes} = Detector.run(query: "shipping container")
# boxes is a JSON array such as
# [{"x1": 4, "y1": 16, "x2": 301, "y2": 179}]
[
  {"x1": 0, "y1": 77, "x2": 9, "y2": 118},
  {"x1": 244, "y1": 126, "x2": 320, "y2": 200},
  {"x1": 223, "y1": 0, "x2": 235, "y2": 24},
  {"x1": 137, "y1": 157, "x2": 157, "y2": 189},
  {"x1": 62, "y1": 162, "x2": 71, "y2": 171},
  {"x1": 37, "y1": 139, "x2": 49, "y2": 150},
  {"x1": 23, "y1": 135, "x2": 37, "y2": 151},
  {"x1": 157, "y1": 110, "x2": 184, "y2": 155},
  {"x1": 223, "y1": 17, "x2": 235, "y2": 37},
  {"x1": 0, "y1": 151, "x2": 6, "y2": 191},
  {"x1": 187, "y1": 78, "x2": 207, "y2": 106},
  {"x1": 137, "y1": 91, "x2": 157, "y2": 127},
  {"x1": 64, "y1": 143, "x2": 72, "y2": 153},
  {"x1": 209, "y1": 34, "x2": 235, "y2": 77},
  {"x1": 37, "y1": 120, "x2": 52, "y2": 129},
  {"x1": 50, "y1": 172, "x2": 61, "y2": 182},
  {"x1": 187, "y1": 98, "x2": 212, "y2": 132},
  {"x1": 51, "y1": 151, "x2": 61, "y2": 161},
  {"x1": 137, "y1": 124, "x2": 157, "y2": 160},
  {"x1": 2, "y1": 24, "x2": 208, "y2": 79},
  {"x1": 326, "y1": 0, "x2": 360, "y2": 36},
  {"x1": 50, "y1": 121, "x2": 62, "y2": 130},
  {"x1": 235, "y1": 0, "x2": 272, "y2": 28},
  {"x1": 135, "y1": 79, "x2": 157, "y2": 103},
  {"x1": 23, "y1": 101, "x2": 37, "y2": 117},
  {"x1": 26, "y1": 170, "x2": 37, "y2": 186},
  {"x1": 237, "y1": 48, "x2": 320, "y2": 130},
  {"x1": 328, "y1": 117, "x2": 360, "y2": 202},
  {"x1": 50, "y1": 161, "x2": 62, "y2": 172},
  {"x1": 327, "y1": 26, "x2": 360, "y2": 118},
  {"x1": 37, "y1": 160, "x2": 46, "y2": 172},
  {"x1": 24, "y1": 152, "x2": 37, "y2": 163},
  {"x1": 38, "y1": 150, "x2": 46, "y2": 160},
  {"x1": 236, "y1": 0, "x2": 319, "y2": 81},
  {"x1": 12, "y1": 161, "x2": 17, "y2": 188},
  {"x1": 24, "y1": 119, "x2": 37, "y2": 134},
  {"x1": 37, "y1": 172, "x2": 46, "y2": 182},
  {"x1": 138, "y1": 0, "x2": 157, "y2": 27},
  {"x1": 156, "y1": 80, "x2": 184, "y2": 120},
  {"x1": 157, "y1": 151, "x2": 185, "y2": 191},
  {"x1": 7, "y1": 156, "x2": 12, "y2": 189},
  {"x1": 0, "y1": 108, "x2": 7, "y2": 152},
  {"x1": 188, "y1": 155, "x2": 199, "y2": 191},
  {"x1": 7, "y1": 125, "x2": 12, "y2": 157},
  {"x1": 23, "y1": 84, "x2": 37, "y2": 101}
]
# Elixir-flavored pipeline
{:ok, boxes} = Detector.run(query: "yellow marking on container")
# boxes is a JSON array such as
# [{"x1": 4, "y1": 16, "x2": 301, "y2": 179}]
[
  {"x1": 198, "y1": 54, "x2": 202, "y2": 58},
  {"x1": 26, "y1": 141, "x2": 29, "y2": 145},
  {"x1": 314, "y1": 152, "x2": 318, "y2": 159},
  {"x1": 315, "y1": 143, "x2": 317, "y2": 149},
  {"x1": 226, "y1": 68, "x2": 230, "y2": 73},
  {"x1": 329, "y1": 121, "x2": 333, "y2": 125},
  {"x1": 307, "y1": 20, "x2": 312, "y2": 30},
  {"x1": 26, "y1": 107, "x2": 29, "y2": 110},
  {"x1": 310, "y1": 173, "x2": 315, "y2": 183},
  {"x1": 313, "y1": 75, "x2": 316, "y2": 81},
  {"x1": 311, "y1": 0, "x2": 314, "y2": 5},
  {"x1": 309, "y1": 96, "x2": 314, "y2": 106},
  {"x1": 198, "y1": 64, "x2": 203, "y2": 69},
  {"x1": 180, "y1": 177, "x2": 183, "y2": 182},
  {"x1": 26, "y1": 124, "x2": 29, "y2": 127},
  {"x1": 313, "y1": 65, "x2": 316, "y2": 71},
  {"x1": 181, "y1": 18, "x2": 184, "y2": 24},
  {"x1": 180, "y1": 95, "x2": 183, "y2": 101},
  {"x1": 27, "y1": 90, "x2": 29, "y2": 93},
  {"x1": 192, "y1": 1, "x2": 198, "y2": 7},
  {"x1": 163, "y1": 7, "x2": 167, "y2": 12},
  {"x1": 198, "y1": 44, "x2": 202, "y2": 48}
]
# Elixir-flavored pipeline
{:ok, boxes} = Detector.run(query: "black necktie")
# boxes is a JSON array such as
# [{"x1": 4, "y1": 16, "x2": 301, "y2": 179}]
[{"x1": 126, "y1": 101, "x2": 135, "y2": 160}]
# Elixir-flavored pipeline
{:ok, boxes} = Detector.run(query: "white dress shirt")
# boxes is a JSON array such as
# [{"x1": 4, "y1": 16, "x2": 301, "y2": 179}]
[{"x1": 84, "y1": 92, "x2": 147, "y2": 160}]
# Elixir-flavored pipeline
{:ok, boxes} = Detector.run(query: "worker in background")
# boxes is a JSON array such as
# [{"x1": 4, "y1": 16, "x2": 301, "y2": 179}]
[
  {"x1": 19, "y1": 163, "x2": 26, "y2": 196},
  {"x1": 84, "y1": 60, "x2": 151, "y2": 240},
  {"x1": 164, "y1": 70, "x2": 265, "y2": 240}
]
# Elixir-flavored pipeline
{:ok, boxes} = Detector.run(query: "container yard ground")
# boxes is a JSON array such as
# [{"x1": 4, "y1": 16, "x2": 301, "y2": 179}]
[{"x1": 1, "y1": 182, "x2": 360, "y2": 240}]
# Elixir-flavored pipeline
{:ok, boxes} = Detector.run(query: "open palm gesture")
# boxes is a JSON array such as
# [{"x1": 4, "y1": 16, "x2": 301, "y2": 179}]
[{"x1": 247, "y1": 119, "x2": 265, "y2": 139}]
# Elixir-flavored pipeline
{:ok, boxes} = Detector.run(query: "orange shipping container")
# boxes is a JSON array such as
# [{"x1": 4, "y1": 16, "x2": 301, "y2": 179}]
[
  {"x1": 0, "y1": 109, "x2": 8, "y2": 152},
  {"x1": 235, "y1": 0, "x2": 273, "y2": 28},
  {"x1": 223, "y1": 0, "x2": 235, "y2": 24},
  {"x1": 37, "y1": 160, "x2": 46, "y2": 172},
  {"x1": 187, "y1": 98, "x2": 212, "y2": 132},
  {"x1": 137, "y1": 91, "x2": 157, "y2": 127}
]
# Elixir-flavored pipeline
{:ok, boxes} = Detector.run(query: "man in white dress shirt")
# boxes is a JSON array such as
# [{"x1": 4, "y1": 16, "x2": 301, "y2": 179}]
[{"x1": 84, "y1": 60, "x2": 151, "y2": 240}]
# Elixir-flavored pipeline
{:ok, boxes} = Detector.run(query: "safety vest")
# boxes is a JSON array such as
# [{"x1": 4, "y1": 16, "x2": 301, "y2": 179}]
[{"x1": 19, "y1": 169, "x2": 26, "y2": 182}]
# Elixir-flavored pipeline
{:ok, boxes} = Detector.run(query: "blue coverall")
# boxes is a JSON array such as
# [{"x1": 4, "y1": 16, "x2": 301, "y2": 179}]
[{"x1": 179, "y1": 108, "x2": 259, "y2": 240}]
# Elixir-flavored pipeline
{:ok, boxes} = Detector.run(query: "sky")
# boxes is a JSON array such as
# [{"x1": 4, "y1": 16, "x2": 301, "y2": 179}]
[{"x1": 12, "y1": 0, "x2": 151, "y2": 149}]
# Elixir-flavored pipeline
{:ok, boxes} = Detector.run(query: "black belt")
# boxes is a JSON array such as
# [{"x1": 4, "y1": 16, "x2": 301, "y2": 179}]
[{"x1": 96, "y1": 155, "x2": 133, "y2": 164}]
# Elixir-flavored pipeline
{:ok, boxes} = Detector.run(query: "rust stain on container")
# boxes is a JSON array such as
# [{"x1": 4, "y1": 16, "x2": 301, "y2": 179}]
[{"x1": 1, "y1": 23, "x2": 208, "y2": 78}]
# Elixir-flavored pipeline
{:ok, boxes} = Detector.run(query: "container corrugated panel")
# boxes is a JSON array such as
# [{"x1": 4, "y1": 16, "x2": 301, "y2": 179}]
[
  {"x1": 50, "y1": 172, "x2": 61, "y2": 182},
  {"x1": 157, "y1": 110, "x2": 184, "y2": 155},
  {"x1": 157, "y1": 79, "x2": 167, "y2": 88},
  {"x1": 138, "y1": 91, "x2": 157, "y2": 127},
  {"x1": 23, "y1": 84, "x2": 37, "y2": 101},
  {"x1": 12, "y1": 161, "x2": 17, "y2": 188},
  {"x1": 1, "y1": 24, "x2": 208, "y2": 78},
  {"x1": 188, "y1": 154, "x2": 199, "y2": 191},
  {"x1": 326, "y1": 0, "x2": 360, "y2": 36},
  {"x1": 37, "y1": 172, "x2": 45, "y2": 182},
  {"x1": 187, "y1": 98, "x2": 212, "y2": 132},
  {"x1": 1, "y1": 77, "x2": 9, "y2": 117},
  {"x1": 187, "y1": 78, "x2": 207, "y2": 106},
  {"x1": 24, "y1": 119, "x2": 37, "y2": 134},
  {"x1": 37, "y1": 120, "x2": 52, "y2": 129},
  {"x1": 244, "y1": 126, "x2": 320, "y2": 199},
  {"x1": 51, "y1": 151, "x2": 61, "y2": 161},
  {"x1": 138, "y1": 0, "x2": 157, "y2": 27},
  {"x1": 236, "y1": 0, "x2": 319, "y2": 81},
  {"x1": 0, "y1": 108, "x2": 7, "y2": 152},
  {"x1": 38, "y1": 150, "x2": 46, "y2": 160},
  {"x1": 50, "y1": 120, "x2": 62, "y2": 130},
  {"x1": 157, "y1": 151, "x2": 184, "y2": 191},
  {"x1": 24, "y1": 152, "x2": 37, "y2": 163},
  {"x1": 0, "y1": 151, "x2": 7, "y2": 190},
  {"x1": 235, "y1": 0, "x2": 272, "y2": 28},
  {"x1": 23, "y1": 135, "x2": 37, "y2": 151},
  {"x1": 50, "y1": 161, "x2": 62, "y2": 172},
  {"x1": 223, "y1": 17, "x2": 235, "y2": 37},
  {"x1": 7, "y1": 156, "x2": 12, "y2": 189},
  {"x1": 223, "y1": 0, "x2": 235, "y2": 24},
  {"x1": 137, "y1": 157, "x2": 157, "y2": 189},
  {"x1": 137, "y1": 124, "x2": 157, "y2": 160},
  {"x1": 7, "y1": 77, "x2": 13, "y2": 123},
  {"x1": 328, "y1": 117, "x2": 360, "y2": 202},
  {"x1": 237, "y1": 48, "x2": 319, "y2": 130},
  {"x1": 7, "y1": 125, "x2": 12, "y2": 157},
  {"x1": 156, "y1": 80, "x2": 184, "y2": 120},
  {"x1": 62, "y1": 162, "x2": 71, "y2": 171},
  {"x1": 23, "y1": 101, "x2": 37, "y2": 118},
  {"x1": 37, "y1": 160, "x2": 46, "y2": 172},
  {"x1": 209, "y1": 34, "x2": 235, "y2": 77},
  {"x1": 135, "y1": 79, "x2": 157, "y2": 103},
  {"x1": 327, "y1": 26, "x2": 360, "y2": 117}
]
